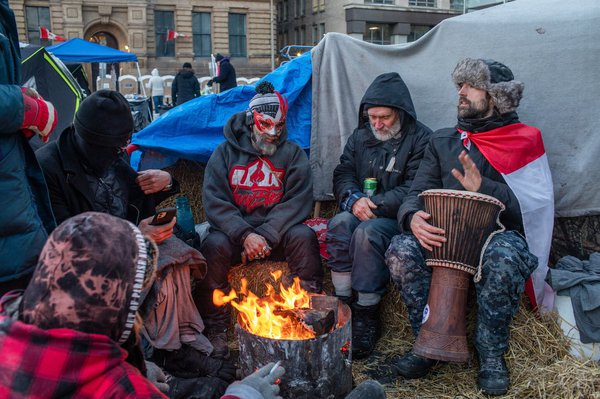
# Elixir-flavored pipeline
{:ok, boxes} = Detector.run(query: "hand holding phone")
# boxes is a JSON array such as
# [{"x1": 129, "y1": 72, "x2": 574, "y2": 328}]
[{"x1": 149, "y1": 207, "x2": 177, "y2": 226}]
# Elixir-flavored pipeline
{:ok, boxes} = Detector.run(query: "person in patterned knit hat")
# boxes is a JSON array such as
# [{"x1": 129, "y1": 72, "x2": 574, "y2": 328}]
[{"x1": 194, "y1": 81, "x2": 323, "y2": 359}]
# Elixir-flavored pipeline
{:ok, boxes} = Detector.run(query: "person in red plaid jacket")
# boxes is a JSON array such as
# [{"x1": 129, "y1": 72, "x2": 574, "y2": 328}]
[{"x1": 0, "y1": 212, "x2": 166, "y2": 399}]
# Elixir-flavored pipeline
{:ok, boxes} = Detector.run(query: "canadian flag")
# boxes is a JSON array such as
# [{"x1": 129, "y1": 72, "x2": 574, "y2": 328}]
[
  {"x1": 39, "y1": 27, "x2": 66, "y2": 42},
  {"x1": 166, "y1": 30, "x2": 189, "y2": 41},
  {"x1": 461, "y1": 123, "x2": 555, "y2": 313}
]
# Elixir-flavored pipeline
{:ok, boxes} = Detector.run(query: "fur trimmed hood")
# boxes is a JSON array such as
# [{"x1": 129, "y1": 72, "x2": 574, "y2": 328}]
[{"x1": 452, "y1": 58, "x2": 524, "y2": 114}]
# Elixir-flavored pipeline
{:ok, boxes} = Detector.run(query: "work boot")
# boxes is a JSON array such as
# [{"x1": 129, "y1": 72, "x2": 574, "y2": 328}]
[
  {"x1": 206, "y1": 329, "x2": 230, "y2": 360},
  {"x1": 389, "y1": 351, "x2": 437, "y2": 379},
  {"x1": 351, "y1": 302, "x2": 381, "y2": 359},
  {"x1": 477, "y1": 354, "x2": 510, "y2": 396}
]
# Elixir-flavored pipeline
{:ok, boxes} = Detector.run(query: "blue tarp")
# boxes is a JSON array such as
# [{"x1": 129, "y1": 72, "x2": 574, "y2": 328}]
[
  {"x1": 47, "y1": 38, "x2": 138, "y2": 63},
  {"x1": 130, "y1": 52, "x2": 312, "y2": 170}
]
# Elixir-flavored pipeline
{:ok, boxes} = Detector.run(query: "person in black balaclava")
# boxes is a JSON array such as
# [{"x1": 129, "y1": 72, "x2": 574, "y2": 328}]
[{"x1": 35, "y1": 89, "x2": 179, "y2": 244}]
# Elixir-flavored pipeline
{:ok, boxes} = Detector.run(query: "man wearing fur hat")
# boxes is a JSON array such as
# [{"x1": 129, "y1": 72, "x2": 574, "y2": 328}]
[
  {"x1": 384, "y1": 58, "x2": 553, "y2": 395},
  {"x1": 326, "y1": 72, "x2": 432, "y2": 360},
  {"x1": 36, "y1": 89, "x2": 179, "y2": 244},
  {"x1": 195, "y1": 81, "x2": 323, "y2": 358}
]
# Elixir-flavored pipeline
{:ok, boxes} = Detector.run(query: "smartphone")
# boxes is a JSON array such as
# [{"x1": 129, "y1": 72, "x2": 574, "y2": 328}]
[{"x1": 149, "y1": 207, "x2": 177, "y2": 226}]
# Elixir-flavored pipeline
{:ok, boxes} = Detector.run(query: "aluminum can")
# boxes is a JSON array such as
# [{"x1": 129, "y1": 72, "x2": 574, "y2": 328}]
[{"x1": 363, "y1": 178, "x2": 377, "y2": 197}]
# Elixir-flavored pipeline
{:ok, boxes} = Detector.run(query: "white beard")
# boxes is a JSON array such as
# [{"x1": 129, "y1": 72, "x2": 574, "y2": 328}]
[
  {"x1": 251, "y1": 130, "x2": 279, "y2": 156},
  {"x1": 370, "y1": 118, "x2": 402, "y2": 141}
]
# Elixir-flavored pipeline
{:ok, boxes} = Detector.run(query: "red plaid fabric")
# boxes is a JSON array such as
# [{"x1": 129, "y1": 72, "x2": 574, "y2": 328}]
[{"x1": 0, "y1": 315, "x2": 166, "y2": 399}]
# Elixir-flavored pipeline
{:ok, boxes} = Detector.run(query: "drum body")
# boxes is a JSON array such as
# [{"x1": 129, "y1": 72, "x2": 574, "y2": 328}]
[{"x1": 413, "y1": 189, "x2": 504, "y2": 362}]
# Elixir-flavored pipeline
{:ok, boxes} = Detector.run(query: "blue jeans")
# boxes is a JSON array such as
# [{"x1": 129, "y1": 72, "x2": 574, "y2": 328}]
[{"x1": 152, "y1": 95, "x2": 163, "y2": 111}]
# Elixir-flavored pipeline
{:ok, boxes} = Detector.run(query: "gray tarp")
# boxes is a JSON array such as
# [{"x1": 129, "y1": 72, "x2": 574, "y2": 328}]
[{"x1": 310, "y1": 0, "x2": 600, "y2": 218}]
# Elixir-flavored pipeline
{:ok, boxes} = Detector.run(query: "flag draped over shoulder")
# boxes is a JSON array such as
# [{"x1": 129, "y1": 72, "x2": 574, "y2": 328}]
[{"x1": 463, "y1": 123, "x2": 555, "y2": 313}]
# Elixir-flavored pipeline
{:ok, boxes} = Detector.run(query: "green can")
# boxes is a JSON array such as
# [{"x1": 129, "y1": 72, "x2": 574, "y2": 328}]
[{"x1": 363, "y1": 178, "x2": 377, "y2": 197}]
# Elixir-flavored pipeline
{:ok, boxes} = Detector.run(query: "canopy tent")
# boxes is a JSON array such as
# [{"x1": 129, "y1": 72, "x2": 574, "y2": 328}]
[
  {"x1": 46, "y1": 38, "x2": 137, "y2": 63},
  {"x1": 20, "y1": 43, "x2": 86, "y2": 150}
]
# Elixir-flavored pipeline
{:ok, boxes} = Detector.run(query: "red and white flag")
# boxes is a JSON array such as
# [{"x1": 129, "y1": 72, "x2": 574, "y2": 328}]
[
  {"x1": 39, "y1": 27, "x2": 66, "y2": 42},
  {"x1": 166, "y1": 30, "x2": 189, "y2": 41},
  {"x1": 461, "y1": 124, "x2": 555, "y2": 313}
]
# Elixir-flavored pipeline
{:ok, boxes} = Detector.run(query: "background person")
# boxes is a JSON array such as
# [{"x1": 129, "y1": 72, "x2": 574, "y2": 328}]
[
  {"x1": 207, "y1": 53, "x2": 237, "y2": 93},
  {"x1": 149, "y1": 68, "x2": 164, "y2": 112},
  {"x1": 172, "y1": 62, "x2": 200, "y2": 106}
]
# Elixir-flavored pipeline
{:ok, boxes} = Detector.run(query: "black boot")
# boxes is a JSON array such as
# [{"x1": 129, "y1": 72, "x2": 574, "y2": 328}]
[
  {"x1": 477, "y1": 354, "x2": 509, "y2": 396},
  {"x1": 152, "y1": 345, "x2": 236, "y2": 383},
  {"x1": 351, "y1": 302, "x2": 381, "y2": 359},
  {"x1": 390, "y1": 351, "x2": 436, "y2": 379}
]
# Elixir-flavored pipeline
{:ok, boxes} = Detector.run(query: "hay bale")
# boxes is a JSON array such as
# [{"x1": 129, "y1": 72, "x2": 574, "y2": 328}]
[{"x1": 228, "y1": 260, "x2": 292, "y2": 297}]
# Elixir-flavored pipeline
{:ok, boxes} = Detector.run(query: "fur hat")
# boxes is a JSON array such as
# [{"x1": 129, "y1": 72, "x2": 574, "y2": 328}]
[
  {"x1": 452, "y1": 58, "x2": 524, "y2": 114},
  {"x1": 74, "y1": 90, "x2": 133, "y2": 147}
]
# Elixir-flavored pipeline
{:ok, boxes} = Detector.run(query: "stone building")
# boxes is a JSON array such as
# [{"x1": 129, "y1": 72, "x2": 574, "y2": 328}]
[
  {"x1": 11, "y1": 0, "x2": 275, "y2": 85},
  {"x1": 277, "y1": 0, "x2": 464, "y2": 49}
]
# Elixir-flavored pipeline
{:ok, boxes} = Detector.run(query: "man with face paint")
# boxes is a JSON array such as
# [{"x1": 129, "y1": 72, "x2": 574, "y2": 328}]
[
  {"x1": 196, "y1": 81, "x2": 323, "y2": 358},
  {"x1": 36, "y1": 90, "x2": 179, "y2": 244},
  {"x1": 326, "y1": 72, "x2": 433, "y2": 360}
]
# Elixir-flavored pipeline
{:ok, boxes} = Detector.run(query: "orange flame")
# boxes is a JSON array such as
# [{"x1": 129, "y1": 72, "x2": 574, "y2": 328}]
[{"x1": 213, "y1": 273, "x2": 315, "y2": 340}]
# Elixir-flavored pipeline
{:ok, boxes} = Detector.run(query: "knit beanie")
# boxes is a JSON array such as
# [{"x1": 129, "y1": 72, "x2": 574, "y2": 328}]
[
  {"x1": 248, "y1": 81, "x2": 288, "y2": 120},
  {"x1": 182, "y1": 62, "x2": 192, "y2": 69},
  {"x1": 452, "y1": 58, "x2": 524, "y2": 114},
  {"x1": 74, "y1": 90, "x2": 133, "y2": 147}
]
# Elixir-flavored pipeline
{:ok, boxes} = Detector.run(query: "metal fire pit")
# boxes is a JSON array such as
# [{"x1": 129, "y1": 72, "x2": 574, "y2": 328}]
[{"x1": 236, "y1": 297, "x2": 352, "y2": 399}]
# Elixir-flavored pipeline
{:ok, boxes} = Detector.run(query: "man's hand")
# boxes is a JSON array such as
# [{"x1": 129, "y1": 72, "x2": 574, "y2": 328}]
[
  {"x1": 410, "y1": 210, "x2": 446, "y2": 251},
  {"x1": 145, "y1": 361, "x2": 170, "y2": 394},
  {"x1": 136, "y1": 169, "x2": 172, "y2": 195},
  {"x1": 451, "y1": 150, "x2": 482, "y2": 192},
  {"x1": 139, "y1": 215, "x2": 176, "y2": 244},
  {"x1": 351, "y1": 197, "x2": 378, "y2": 221},
  {"x1": 243, "y1": 233, "x2": 271, "y2": 263}
]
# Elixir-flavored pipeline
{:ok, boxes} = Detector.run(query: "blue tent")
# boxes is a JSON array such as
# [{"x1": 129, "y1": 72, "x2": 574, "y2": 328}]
[
  {"x1": 47, "y1": 38, "x2": 138, "y2": 63},
  {"x1": 130, "y1": 52, "x2": 312, "y2": 170}
]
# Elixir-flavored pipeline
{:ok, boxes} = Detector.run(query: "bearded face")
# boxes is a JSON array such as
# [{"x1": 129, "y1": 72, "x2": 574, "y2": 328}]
[
  {"x1": 367, "y1": 107, "x2": 402, "y2": 141},
  {"x1": 251, "y1": 125, "x2": 280, "y2": 156},
  {"x1": 457, "y1": 83, "x2": 494, "y2": 119}
]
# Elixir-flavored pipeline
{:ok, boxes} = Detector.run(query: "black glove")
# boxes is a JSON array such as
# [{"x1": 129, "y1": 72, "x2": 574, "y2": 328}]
[{"x1": 166, "y1": 375, "x2": 228, "y2": 399}]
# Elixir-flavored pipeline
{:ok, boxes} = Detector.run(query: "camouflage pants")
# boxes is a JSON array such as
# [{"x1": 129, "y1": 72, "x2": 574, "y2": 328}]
[{"x1": 385, "y1": 231, "x2": 538, "y2": 356}]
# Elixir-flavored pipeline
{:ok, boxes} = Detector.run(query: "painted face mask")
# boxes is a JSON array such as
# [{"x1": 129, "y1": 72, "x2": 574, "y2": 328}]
[{"x1": 252, "y1": 110, "x2": 286, "y2": 137}]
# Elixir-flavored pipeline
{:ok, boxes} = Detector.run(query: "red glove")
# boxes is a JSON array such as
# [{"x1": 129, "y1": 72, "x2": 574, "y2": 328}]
[{"x1": 20, "y1": 87, "x2": 58, "y2": 142}]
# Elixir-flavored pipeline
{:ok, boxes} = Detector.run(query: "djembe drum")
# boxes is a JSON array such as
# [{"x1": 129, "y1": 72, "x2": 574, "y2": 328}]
[{"x1": 412, "y1": 189, "x2": 505, "y2": 362}]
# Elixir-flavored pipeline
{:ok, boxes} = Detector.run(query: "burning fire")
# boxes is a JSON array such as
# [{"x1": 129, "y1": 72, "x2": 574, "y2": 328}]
[{"x1": 213, "y1": 271, "x2": 316, "y2": 340}]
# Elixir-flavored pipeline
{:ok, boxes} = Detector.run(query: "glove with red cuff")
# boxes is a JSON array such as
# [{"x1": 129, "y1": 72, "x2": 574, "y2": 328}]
[{"x1": 20, "y1": 87, "x2": 58, "y2": 142}]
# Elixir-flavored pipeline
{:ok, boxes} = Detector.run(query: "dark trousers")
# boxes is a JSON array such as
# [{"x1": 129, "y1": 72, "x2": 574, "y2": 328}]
[
  {"x1": 385, "y1": 231, "x2": 538, "y2": 356},
  {"x1": 194, "y1": 224, "x2": 323, "y2": 331},
  {"x1": 0, "y1": 274, "x2": 31, "y2": 298},
  {"x1": 326, "y1": 211, "x2": 399, "y2": 295}
]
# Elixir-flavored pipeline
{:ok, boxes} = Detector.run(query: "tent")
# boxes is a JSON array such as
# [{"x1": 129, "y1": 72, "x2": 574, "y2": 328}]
[
  {"x1": 20, "y1": 43, "x2": 86, "y2": 150},
  {"x1": 46, "y1": 38, "x2": 137, "y2": 63}
]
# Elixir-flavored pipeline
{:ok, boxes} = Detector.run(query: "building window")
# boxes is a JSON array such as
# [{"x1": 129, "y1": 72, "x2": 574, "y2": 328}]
[
  {"x1": 319, "y1": 23, "x2": 326, "y2": 39},
  {"x1": 450, "y1": 0, "x2": 464, "y2": 10},
  {"x1": 155, "y1": 11, "x2": 175, "y2": 57},
  {"x1": 277, "y1": 3, "x2": 282, "y2": 22},
  {"x1": 26, "y1": 6, "x2": 51, "y2": 46},
  {"x1": 192, "y1": 12, "x2": 211, "y2": 57},
  {"x1": 300, "y1": 26, "x2": 306, "y2": 45},
  {"x1": 319, "y1": 0, "x2": 325, "y2": 11},
  {"x1": 312, "y1": 0, "x2": 318, "y2": 13},
  {"x1": 312, "y1": 24, "x2": 318, "y2": 45},
  {"x1": 229, "y1": 13, "x2": 247, "y2": 57},
  {"x1": 409, "y1": 0, "x2": 437, "y2": 6},
  {"x1": 408, "y1": 25, "x2": 431, "y2": 41},
  {"x1": 364, "y1": 23, "x2": 391, "y2": 45},
  {"x1": 365, "y1": 0, "x2": 394, "y2": 4},
  {"x1": 283, "y1": 0, "x2": 289, "y2": 21},
  {"x1": 300, "y1": 0, "x2": 306, "y2": 16}
]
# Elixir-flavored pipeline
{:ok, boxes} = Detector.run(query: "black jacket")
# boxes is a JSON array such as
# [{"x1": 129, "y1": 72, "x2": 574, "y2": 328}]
[
  {"x1": 398, "y1": 112, "x2": 524, "y2": 233},
  {"x1": 172, "y1": 69, "x2": 200, "y2": 105},
  {"x1": 203, "y1": 112, "x2": 312, "y2": 247},
  {"x1": 212, "y1": 59, "x2": 237, "y2": 92},
  {"x1": 333, "y1": 72, "x2": 432, "y2": 219},
  {"x1": 35, "y1": 127, "x2": 178, "y2": 225}
]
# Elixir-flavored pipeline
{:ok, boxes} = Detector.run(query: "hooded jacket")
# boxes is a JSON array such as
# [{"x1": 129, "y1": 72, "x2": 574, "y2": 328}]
[
  {"x1": 149, "y1": 69, "x2": 164, "y2": 97},
  {"x1": 0, "y1": 0, "x2": 56, "y2": 283},
  {"x1": 332, "y1": 72, "x2": 432, "y2": 219},
  {"x1": 212, "y1": 57, "x2": 237, "y2": 92},
  {"x1": 203, "y1": 112, "x2": 313, "y2": 248},
  {"x1": 172, "y1": 69, "x2": 200, "y2": 105}
]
